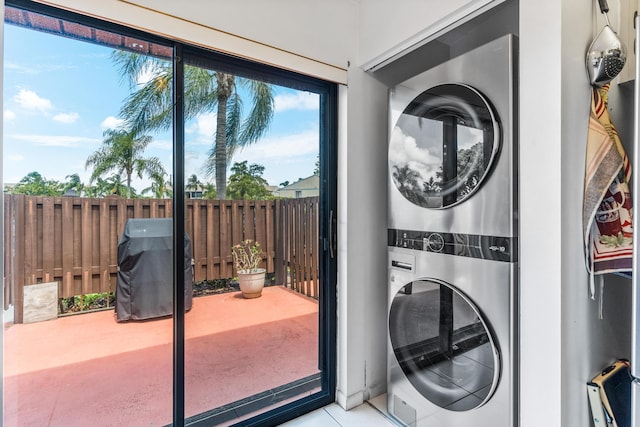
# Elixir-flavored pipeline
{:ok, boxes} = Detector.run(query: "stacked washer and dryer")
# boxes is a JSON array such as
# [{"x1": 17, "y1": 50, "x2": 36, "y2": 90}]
[{"x1": 387, "y1": 34, "x2": 518, "y2": 427}]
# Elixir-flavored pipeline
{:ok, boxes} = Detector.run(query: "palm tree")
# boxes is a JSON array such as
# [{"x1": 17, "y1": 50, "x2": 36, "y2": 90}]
[
  {"x1": 112, "y1": 51, "x2": 275, "y2": 199},
  {"x1": 63, "y1": 173, "x2": 84, "y2": 196},
  {"x1": 393, "y1": 165, "x2": 423, "y2": 204},
  {"x1": 142, "y1": 171, "x2": 173, "y2": 198},
  {"x1": 85, "y1": 127, "x2": 166, "y2": 198},
  {"x1": 85, "y1": 174, "x2": 132, "y2": 197},
  {"x1": 392, "y1": 165, "x2": 420, "y2": 194},
  {"x1": 102, "y1": 174, "x2": 131, "y2": 197},
  {"x1": 202, "y1": 183, "x2": 217, "y2": 199},
  {"x1": 186, "y1": 174, "x2": 202, "y2": 192}
]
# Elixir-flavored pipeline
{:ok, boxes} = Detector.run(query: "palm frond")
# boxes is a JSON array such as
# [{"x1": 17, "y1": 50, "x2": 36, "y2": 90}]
[
  {"x1": 226, "y1": 91, "x2": 243, "y2": 155},
  {"x1": 120, "y1": 69, "x2": 174, "y2": 134},
  {"x1": 184, "y1": 66, "x2": 218, "y2": 116},
  {"x1": 238, "y1": 79, "x2": 275, "y2": 145}
]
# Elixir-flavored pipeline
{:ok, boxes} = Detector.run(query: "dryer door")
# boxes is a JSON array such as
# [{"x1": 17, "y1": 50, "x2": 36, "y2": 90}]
[
  {"x1": 389, "y1": 84, "x2": 500, "y2": 209},
  {"x1": 389, "y1": 279, "x2": 500, "y2": 411}
]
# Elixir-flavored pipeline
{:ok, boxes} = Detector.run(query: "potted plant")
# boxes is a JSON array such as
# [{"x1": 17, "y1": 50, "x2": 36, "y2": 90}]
[{"x1": 231, "y1": 239, "x2": 265, "y2": 298}]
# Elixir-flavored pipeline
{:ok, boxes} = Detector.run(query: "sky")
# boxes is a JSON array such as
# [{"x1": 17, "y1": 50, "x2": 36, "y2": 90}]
[{"x1": 3, "y1": 22, "x2": 320, "y2": 192}]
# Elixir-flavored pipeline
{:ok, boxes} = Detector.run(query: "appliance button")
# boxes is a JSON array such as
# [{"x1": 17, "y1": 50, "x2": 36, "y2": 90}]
[{"x1": 427, "y1": 233, "x2": 445, "y2": 252}]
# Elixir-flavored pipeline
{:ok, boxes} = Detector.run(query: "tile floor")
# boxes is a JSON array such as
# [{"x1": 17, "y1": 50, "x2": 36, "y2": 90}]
[{"x1": 280, "y1": 395, "x2": 397, "y2": 427}]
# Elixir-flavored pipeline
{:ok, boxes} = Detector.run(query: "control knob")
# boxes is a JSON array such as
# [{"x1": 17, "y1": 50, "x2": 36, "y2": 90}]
[{"x1": 426, "y1": 233, "x2": 445, "y2": 252}]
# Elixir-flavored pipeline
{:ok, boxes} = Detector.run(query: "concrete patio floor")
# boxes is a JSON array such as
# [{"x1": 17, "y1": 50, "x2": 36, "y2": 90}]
[{"x1": 3, "y1": 286, "x2": 320, "y2": 427}]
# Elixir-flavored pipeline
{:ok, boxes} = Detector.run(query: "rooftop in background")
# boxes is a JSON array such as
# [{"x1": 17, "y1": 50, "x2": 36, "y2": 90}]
[{"x1": 273, "y1": 175, "x2": 319, "y2": 198}]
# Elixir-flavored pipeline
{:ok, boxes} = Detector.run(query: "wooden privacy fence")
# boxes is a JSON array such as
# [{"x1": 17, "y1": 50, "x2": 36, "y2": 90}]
[{"x1": 4, "y1": 194, "x2": 319, "y2": 323}]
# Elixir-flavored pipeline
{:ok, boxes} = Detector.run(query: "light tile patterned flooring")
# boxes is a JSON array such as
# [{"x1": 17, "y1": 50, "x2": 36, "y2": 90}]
[{"x1": 280, "y1": 395, "x2": 397, "y2": 427}]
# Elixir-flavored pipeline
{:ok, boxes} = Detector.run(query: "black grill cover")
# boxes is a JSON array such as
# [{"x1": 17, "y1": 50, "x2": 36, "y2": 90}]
[{"x1": 116, "y1": 218, "x2": 193, "y2": 321}]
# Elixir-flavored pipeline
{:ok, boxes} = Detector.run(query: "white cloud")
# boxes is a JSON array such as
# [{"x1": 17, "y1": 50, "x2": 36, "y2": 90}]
[
  {"x1": 197, "y1": 113, "x2": 217, "y2": 137},
  {"x1": 10, "y1": 134, "x2": 100, "y2": 147},
  {"x1": 101, "y1": 116, "x2": 125, "y2": 130},
  {"x1": 4, "y1": 110, "x2": 16, "y2": 121},
  {"x1": 183, "y1": 113, "x2": 217, "y2": 146},
  {"x1": 235, "y1": 128, "x2": 318, "y2": 161},
  {"x1": 151, "y1": 139, "x2": 172, "y2": 151},
  {"x1": 7, "y1": 154, "x2": 24, "y2": 162},
  {"x1": 185, "y1": 122, "x2": 198, "y2": 134},
  {"x1": 13, "y1": 89, "x2": 53, "y2": 113},
  {"x1": 136, "y1": 64, "x2": 161, "y2": 86},
  {"x1": 5, "y1": 61, "x2": 39, "y2": 75},
  {"x1": 53, "y1": 112, "x2": 79, "y2": 124},
  {"x1": 5, "y1": 61, "x2": 75, "y2": 75},
  {"x1": 274, "y1": 92, "x2": 319, "y2": 112}
]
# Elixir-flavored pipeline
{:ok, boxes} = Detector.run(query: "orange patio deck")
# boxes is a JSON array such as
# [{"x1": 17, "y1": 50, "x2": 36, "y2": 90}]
[{"x1": 3, "y1": 286, "x2": 320, "y2": 427}]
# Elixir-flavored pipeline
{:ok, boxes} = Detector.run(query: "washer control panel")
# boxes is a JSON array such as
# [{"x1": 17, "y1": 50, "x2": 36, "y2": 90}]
[
  {"x1": 425, "y1": 233, "x2": 445, "y2": 253},
  {"x1": 388, "y1": 228, "x2": 516, "y2": 263}
]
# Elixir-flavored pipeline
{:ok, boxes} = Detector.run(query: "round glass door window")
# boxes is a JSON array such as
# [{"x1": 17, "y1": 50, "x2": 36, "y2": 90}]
[
  {"x1": 389, "y1": 84, "x2": 500, "y2": 209},
  {"x1": 389, "y1": 279, "x2": 500, "y2": 411}
]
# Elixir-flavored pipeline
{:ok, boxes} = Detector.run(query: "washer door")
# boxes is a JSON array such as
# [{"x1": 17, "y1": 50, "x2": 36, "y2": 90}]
[
  {"x1": 389, "y1": 84, "x2": 500, "y2": 209},
  {"x1": 389, "y1": 279, "x2": 500, "y2": 411}
]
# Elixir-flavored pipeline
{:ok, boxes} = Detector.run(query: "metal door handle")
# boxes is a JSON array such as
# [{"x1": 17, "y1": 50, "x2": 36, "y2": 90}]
[{"x1": 329, "y1": 209, "x2": 335, "y2": 259}]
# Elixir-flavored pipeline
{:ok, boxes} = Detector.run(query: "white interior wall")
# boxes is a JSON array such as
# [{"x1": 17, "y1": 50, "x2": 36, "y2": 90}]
[
  {"x1": 336, "y1": 64, "x2": 389, "y2": 409},
  {"x1": 357, "y1": 0, "x2": 505, "y2": 69},
  {"x1": 113, "y1": 0, "x2": 357, "y2": 74},
  {"x1": 518, "y1": 0, "x2": 563, "y2": 424}
]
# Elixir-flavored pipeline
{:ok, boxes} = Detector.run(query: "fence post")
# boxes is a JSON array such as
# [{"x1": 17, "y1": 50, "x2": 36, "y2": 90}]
[
  {"x1": 4, "y1": 194, "x2": 12, "y2": 311},
  {"x1": 13, "y1": 195, "x2": 25, "y2": 323},
  {"x1": 274, "y1": 199, "x2": 286, "y2": 285}
]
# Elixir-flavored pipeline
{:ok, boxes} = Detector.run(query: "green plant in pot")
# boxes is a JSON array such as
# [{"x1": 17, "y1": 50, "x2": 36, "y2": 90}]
[{"x1": 232, "y1": 239, "x2": 265, "y2": 298}]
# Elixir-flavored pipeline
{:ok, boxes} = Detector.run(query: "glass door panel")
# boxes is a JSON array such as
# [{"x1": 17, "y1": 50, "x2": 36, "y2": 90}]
[
  {"x1": 181, "y1": 56, "x2": 322, "y2": 425},
  {"x1": 3, "y1": 6, "x2": 175, "y2": 426}
]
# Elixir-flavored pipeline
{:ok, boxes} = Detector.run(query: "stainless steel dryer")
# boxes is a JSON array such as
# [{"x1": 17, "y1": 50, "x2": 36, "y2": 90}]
[
  {"x1": 387, "y1": 34, "x2": 518, "y2": 427},
  {"x1": 388, "y1": 34, "x2": 517, "y2": 238}
]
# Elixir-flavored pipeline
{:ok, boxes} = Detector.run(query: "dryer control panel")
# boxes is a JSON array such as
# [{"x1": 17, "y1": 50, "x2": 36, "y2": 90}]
[{"x1": 388, "y1": 228, "x2": 516, "y2": 263}]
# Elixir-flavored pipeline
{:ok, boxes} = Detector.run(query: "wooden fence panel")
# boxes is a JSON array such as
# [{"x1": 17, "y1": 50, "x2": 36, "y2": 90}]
[
  {"x1": 219, "y1": 201, "x2": 232, "y2": 279},
  {"x1": 190, "y1": 199, "x2": 199, "y2": 281},
  {"x1": 99, "y1": 198, "x2": 111, "y2": 294},
  {"x1": 275, "y1": 198, "x2": 319, "y2": 299},
  {"x1": 3, "y1": 195, "x2": 12, "y2": 310},
  {"x1": 42, "y1": 197, "x2": 54, "y2": 283},
  {"x1": 206, "y1": 202, "x2": 216, "y2": 279},
  {"x1": 3, "y1": 195, "x2": 318, "y2": 322},
  {"x1": 8, "y1": 195, "x2": 26, "y2": 321},
  {"x1": 61, "y1": 197, "x2": 74, "y2": 297}
]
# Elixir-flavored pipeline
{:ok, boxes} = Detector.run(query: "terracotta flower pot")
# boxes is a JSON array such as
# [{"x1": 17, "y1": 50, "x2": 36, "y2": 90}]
[{"x1": 237, "y1": 268, "x2": 266, "y2": 298}]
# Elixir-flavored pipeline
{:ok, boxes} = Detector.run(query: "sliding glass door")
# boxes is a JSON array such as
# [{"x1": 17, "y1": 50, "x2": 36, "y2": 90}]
[
  {"x1": 3, "y1": 1, "x2": 336, "y2": 426},
  {"x1": 179, "y1": 47, "x2": 333, "y2": 426}
]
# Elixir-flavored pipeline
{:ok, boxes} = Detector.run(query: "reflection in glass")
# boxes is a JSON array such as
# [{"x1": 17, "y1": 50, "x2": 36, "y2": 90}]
[
  {"x1": 390, "y1": 84, "x2": 499, "y2": 208},
  {"x1": 389, "y1": 280, "x2": 499, "y2": 411}
]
